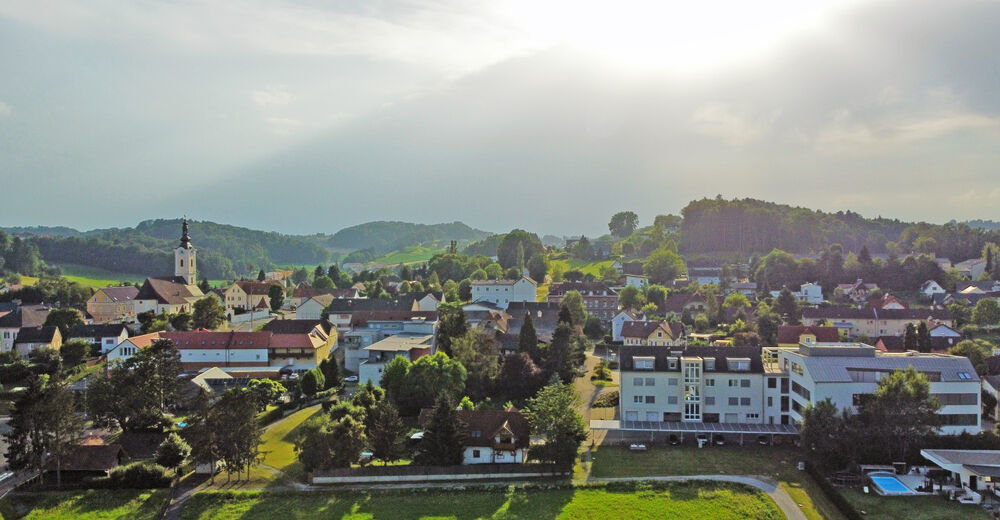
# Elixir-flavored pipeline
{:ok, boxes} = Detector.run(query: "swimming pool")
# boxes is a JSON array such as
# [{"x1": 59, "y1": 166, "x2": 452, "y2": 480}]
[{"x1": 868, "y1": 471, "x2": 916, "y2": 496}]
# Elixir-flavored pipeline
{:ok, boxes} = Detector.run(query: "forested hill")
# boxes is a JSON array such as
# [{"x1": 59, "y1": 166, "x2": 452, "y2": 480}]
[
  {"x1": 679, "y1": 197, "x2": 998, "y2": 261},
  {"x1": 326, "y1": 221, "x2": 491, "y2": 254},
  {"x1": 21, "y1": 219, "x2": 330, "y2": 280},
  {"x1": 962, "y1": 220, "x2": 1000, "y2": 231}
]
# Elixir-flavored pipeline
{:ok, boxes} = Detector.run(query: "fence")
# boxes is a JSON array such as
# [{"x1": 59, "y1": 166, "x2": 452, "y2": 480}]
[{"x1": 311, "y1": 463, "x2": 569, "y2": 485}]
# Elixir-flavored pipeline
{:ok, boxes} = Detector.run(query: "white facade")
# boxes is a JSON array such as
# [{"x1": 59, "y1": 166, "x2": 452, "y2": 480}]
[
  {"x1": 625, "y1": 274, "x2": 648, "y2": 290},
  {"x1": 462, "y1": 446, "x2": 527, "y2": 465},
  {"x1": 921, "y1": 280, "x2": 947, "y2": 298},
  {"x1": 296, "y1": 298, "x2": 327, "y2": 320},
  {"x1": 470, "y1": 277, "x2": 537, "y2": 310},
  {"x1": 611, "y1": 311, "x2": 644, "y2": 343},
  {"x1": 179, "y1": 347, "x2": 269, "y2": 366},
  {"x1": 779, "y1": 343, "x2": 981, "y2": 435}
]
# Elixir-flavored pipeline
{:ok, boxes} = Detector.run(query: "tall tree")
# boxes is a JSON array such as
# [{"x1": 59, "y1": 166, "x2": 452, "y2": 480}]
[
  {"x1": 618, "y1": 285, "x2": 644, "y2": 310},
  {"x1": 524, "y1": 383, "x2": 587, "y2": 466},
  {"x1": 643, "y1": 248, "x2": 685, "y2": 284},
  {"x1": 498, "y1": 353, "x2": 545, "y2": 402},
  {"x1": 300, "y1": 368, "x2": 325, "y2": 398},
  {"x1": 414, "y1": 394, "x2": 466, "y2": 466},
  {"x1": 903, "y1": 323, "x2": 918, "y2": 351},
  {"x1": 368, "y1": 400, "x2": 406, "y2": 465},
  {"x1": 314, "y1": 265, "x2": 325, "y2": 280},
  {"x1": 859, "y1": 367, "x2": 940, "y2": 462},
  {"x1": 435, "y1": 302, "x2": 468, "y2": 356},
  {"x1": 192, "y1": 297, "x2": 226, "y2": 330},
  {"x1": 267, "y1": 284, "x2": 284, "y2": 312},
  {"x1": 916, "y1": 321, "x2": 932, "y2": 353},
  {"x1": 257, "y1": 269, "x2": 266, "y2": 281},
  {"x1": 199, "y1": 278, "x2": 211, "y2": 293},
  {"x1": 86, "y1": 339, "x2": 183, "y2": 431},
  {"x1": 59, "y1": 339, "x2": 91, "y2": 368},
  {"x1": 776, "y1": 287, "x2": 800, "y2": 324},
  {"x1": 560, "y1": 290, "x2": 587, "y2": 326},
  {"x1": 318, "y1": 357, "x2": 343, "y2": 390},
  {"x1": 214, "y1": 389, "x2": 263, "y2": 481},
  {"x1": 973, "y1": 299, "x2": 1000, "y2": 326},
  {"x1": 543, "y1": 322, "x2": 578, "y2": 384},
  {"x1": 156, "y1": 433, "x2": 191, "y2": 483},
  {"x1": 42, "y1": 307, "x2": 84, "y2": 338},
  {"x1": 518, "y1": 312, "x2": 540, "y2": 363},
  {"x1": 608, "y1": 211, "x2": 640, "y2": 238},
  {"x1": 450, "y1": 330, "x2": 500, "y2": 401},
  {"x1": 5, "y1": 375, "x2": 84, "y2": 488},
  {"x1": 526, "y1": 253, "x2": 548, "y2": 282}
]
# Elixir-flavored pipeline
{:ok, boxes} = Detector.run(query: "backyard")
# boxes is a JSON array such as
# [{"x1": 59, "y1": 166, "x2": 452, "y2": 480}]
[
  {"x1": 841, "y1": 488, "x2": 990, "y2": 520},
  {"x1": 180, "y1": 481, "x2": 783, "y2": 520},
  {"x1": 586, "y1": 444, "x2": 845, "y2": 520}
]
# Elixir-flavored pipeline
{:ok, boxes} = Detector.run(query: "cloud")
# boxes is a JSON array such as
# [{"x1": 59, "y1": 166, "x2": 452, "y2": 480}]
[
  {"x1": 691, "y1": 104, "x2": 779, "y2": 147},
  {"x1": 0, "y1": 101, "x2": 10, "y2": 116},
  {"x1": 251, "y1": 86, "x2": 292, "y2": 108},
  {"x1": 814, "y1": 110, "x2": 1000, "y2": 155}
]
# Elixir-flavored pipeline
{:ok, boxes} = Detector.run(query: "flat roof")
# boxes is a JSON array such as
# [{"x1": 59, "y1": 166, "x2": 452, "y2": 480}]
[
  {"x1": 590, "y1": 419, "x2": 799, "y2": 435},
  {"x1": 364, "y1": 333, "x2": 433, "y2": 352}
]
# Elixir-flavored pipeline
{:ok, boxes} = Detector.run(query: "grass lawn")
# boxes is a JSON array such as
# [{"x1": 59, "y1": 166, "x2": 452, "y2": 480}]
[
  {"x1": 841, "y1": 489, "x2": 990, "y2": 520},
  {"x1": 549, "y1": 259, "x2": 616, "y2": 278},
  {"x1": 588, "y1": 445, "x2": 846, "y2": 520},
  {"x1": 180, "y1": 481, "x2": 782, "y2": 520},
  {"x1": 188, "y1": 405, "x2": 322, "y2": 489},
  {"x1": 0, "y1": 489, "x2": 169, "y2": 520}
]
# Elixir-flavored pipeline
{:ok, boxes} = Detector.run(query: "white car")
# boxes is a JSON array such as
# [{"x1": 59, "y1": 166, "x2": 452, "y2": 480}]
[{"x1": 344, "y1": 375, "x2": 359, "y2": 383}]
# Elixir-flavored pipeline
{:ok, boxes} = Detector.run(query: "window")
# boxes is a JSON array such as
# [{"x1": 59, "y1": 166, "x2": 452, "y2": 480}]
[
  {"x1": 740, "y1": 397, "x2": 751, "y2": 406},
  {"x1": 644, "y1": 377, "x2": 655, "y2": 386},
  {"x1": 745, "y1": 413, "x2": 760, "y2": 420},
  {"x1": 730, "y1": 358, "x2": 751, "y2": 371},
  {"x1": 635, "y1": 357, "x2": 654, "y2": 370},
  {"x1": 668, "y1": 396, "x2": 678, "y2": 404},
  {"x1": 668, "y1": 378, "x2": 678, "y2": 386},
  {"x1": 633, "y1": 377, "x2": 643, "y2": 386},
  {"x1": 705, "y1": 378, "x2": 715, "y2": 387},
  {"x1": 728, "y1": 379, "x2": 738, "y2": 387},
  {"x1": 668, "y1": 359, "x2": 677, "y2": 369},
  {"x1": 957, "y1": 372, "x2": 973, "y2": 380},
  {"x1": 704, "y1": 359, "x2": 715, "y2": 371},
  {"x1": 728, "y1": 397, "x2": 739, "y2": 406},
  {"x1": 473, "y1": 449, "x2": 481, "y2": 458},
  {"x1": 767, "y1": 396, "x2": 773, "y2": 407},
  {"x1": 633, "y1": 395, "x2": 643, "y2": 403},
  {"x1": 791, "y1": 381, "x2": 811, "y2": 400},
  {"x1": 767, "y1": 378, "x2": 776, "y2": 389},
  {"x1": 471, "y1": 430, "x2": 482, "y2": 438},
  {"x1": 705, "y1": 396, "x2": 715, "y2": 405},
  {"x1": 740, "y1": 379, "x2": 751, "y2": 388},
  {"x1": 645, "y1": 396, "x2": 656, "y2": 404}
]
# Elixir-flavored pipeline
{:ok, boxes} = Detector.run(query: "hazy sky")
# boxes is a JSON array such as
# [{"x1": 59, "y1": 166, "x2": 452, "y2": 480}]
[{"x1": 1, "y1": 0, "x2": 999, "y2": 236}]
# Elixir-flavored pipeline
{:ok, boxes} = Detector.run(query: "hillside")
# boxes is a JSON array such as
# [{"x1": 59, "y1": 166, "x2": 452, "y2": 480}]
[
  {"x1": 679, "y1": 197, "x2": 997, "y2": 260},
  {"x1": 326, "y1": 221, "x2": 491, "y2": 254}
]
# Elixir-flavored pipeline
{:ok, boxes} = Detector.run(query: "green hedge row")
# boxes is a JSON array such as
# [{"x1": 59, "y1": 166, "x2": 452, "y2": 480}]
[{"x1": 804, "y1": 461, "x2": 864, "y2": 520}]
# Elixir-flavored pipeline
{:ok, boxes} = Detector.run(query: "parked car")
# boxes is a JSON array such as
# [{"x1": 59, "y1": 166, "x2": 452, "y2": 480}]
[{"x1": 344, "y1": 375, "x2": 359, "y2": 383}]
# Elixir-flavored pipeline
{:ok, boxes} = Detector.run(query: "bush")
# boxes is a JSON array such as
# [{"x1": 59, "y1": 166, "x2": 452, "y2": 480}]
[
  {"x1": 592, "y1": 391, "x2": 619, "y2": 408},
  {"x1": 803, "y1": 461, "x2": 863, "y2": 520},
  {"x1": 95, "y1": 462, "x2": 171, "y2": 489},
  {"x1": 257, "y1": 406, "x2": 285, "y2": 427}
]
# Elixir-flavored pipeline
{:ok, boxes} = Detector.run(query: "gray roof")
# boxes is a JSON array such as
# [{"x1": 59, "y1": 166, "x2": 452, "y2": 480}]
[
  {"x1": 923, "y1": 450, "x2": 1000, "y2": 467},
  {"x1": 794, "y1": 351, "x2": 978, "y2": 383}
]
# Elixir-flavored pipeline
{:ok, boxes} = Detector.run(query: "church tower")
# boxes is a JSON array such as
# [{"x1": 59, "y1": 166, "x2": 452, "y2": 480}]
[{"x1": 174, "y1": 219, "x2": 197, "y2": 284}]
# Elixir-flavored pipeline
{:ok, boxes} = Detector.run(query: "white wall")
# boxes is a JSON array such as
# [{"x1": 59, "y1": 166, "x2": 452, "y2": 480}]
[{"x1": 179, "y1": 347, "x2": 269, "y2": 365}]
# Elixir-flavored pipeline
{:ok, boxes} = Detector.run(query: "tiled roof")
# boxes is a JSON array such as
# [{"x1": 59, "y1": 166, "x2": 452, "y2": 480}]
[
  {"x1": 777, "y1": 325, "x2": 840, "y2": 344},
  {"x1": 470, "y1": 277, "x2": 536, "y2": 286},
  {"x1": 547, "y1": 282, "x2": 617, "y2": 297},
  {"x1": 97, "y1": 286, "x2": 140, "y2": 302},
  {"x1": 67, "y1": 323, "x2": 128, "y2": 339},
  {"x1": 325, "y1": 297, "x2": 419, "y2": 313},
  {"x1": 160, "y1": 331, "x2": 271, "y2": 349},
  {"x1": 418, "y1": 409, "x2": 530, "y2": 449},
  {"x1": 50, "y1": 444, "x2": 124, "y2": 472},
  {"x1": 234, "y1": 281, "x2": 282, "y2": 294},
  {"x1": 802, "y1": 307, "x2": 953, "y2": 321},
  {"x1": 137, "y1": 277, "x2": 203, "y2": 305},
  {"x1": 620, "y1": 345, "x2": 764, "y2": 374},
  {"x1": 620, "y1": 321, "x2": 671, "y2": 339},
  {"x1": 0, "y1": 304, "x2": 51, "y2": 328},
  {"x1": 262, "y1": 319, "x2": 331, "y2": 335},
  {"x1": 13, "y1": 326, "x2": 58, "y2": 344}
]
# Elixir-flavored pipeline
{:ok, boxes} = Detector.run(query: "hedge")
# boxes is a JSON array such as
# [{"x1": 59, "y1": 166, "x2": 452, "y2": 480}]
[
  {"x1": 804, "y1": 460, "x2": 864, "y2": 520},
  {"x1": 90, "y1": 462, "x2": 171, "y2": 489}
]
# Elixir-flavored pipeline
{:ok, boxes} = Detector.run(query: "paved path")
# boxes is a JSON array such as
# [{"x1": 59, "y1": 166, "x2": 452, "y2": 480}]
[
  {"x1": 161, "y1": 485, "x2": 196, "y2": 520},
  {"x1": 589, "y1": 475, "x2": 808, "y2": 520}
]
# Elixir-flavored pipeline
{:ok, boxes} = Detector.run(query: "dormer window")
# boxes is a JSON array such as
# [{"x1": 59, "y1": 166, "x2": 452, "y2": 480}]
[
  {"x1": 704, "y1": 359, "x2": 715, "y2": 371},
  {"x1": 634, "y1": 356, "x2": 655, "y2": 370},
  {"x1": 471, "y1": 430, "x2": 482, "y2": 438},
  {"x1": 730, "y1": 358, "x2": 751, "y2": 372}
]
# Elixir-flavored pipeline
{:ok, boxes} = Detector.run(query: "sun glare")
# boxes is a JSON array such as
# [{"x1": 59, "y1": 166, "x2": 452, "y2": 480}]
[{"x1": 511, "y1": 0, "x2": 860, "y2": 73}]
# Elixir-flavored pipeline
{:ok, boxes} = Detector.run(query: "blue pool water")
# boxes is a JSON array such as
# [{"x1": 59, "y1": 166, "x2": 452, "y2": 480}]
[{"x1": 870, "y1": 474, "x2": 912, "y2": 494}]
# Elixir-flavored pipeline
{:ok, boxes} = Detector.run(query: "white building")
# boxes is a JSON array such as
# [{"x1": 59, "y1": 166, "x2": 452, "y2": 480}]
[
  {"x1": 770, "y1": 282, "x2": 824, "y2": 304},
  {"x1": 66, "y1": 324, "x2": 129, "y2": 354},
  {"x1": 106, "y1": 333, "x2": 164, "y2": 365},
  {"x1": 357, "y1": 333, "x2": 433, "y2": 385},
  {"x1": 470, "y1": 277, "x2": 537, "y2": 310},
  {"x1": 611, "y1": 310, "x2": 644, "y2": 343},
  {"x1": 920, "y1": 280, "x2": 947, "y2": 299},
  {"x1": 296, "y1": 295, "x2": 333, "y2": 321},
  {"x1": 342, "y1": 315, "x2": 437, "y2": 372},
  {"x1": 779, "y1": 342, "x2": 980, "y2": 435},
  {"x1": 624, "y1": 274, "x2": 648, "y2": 290},
  {"x1": 418, "y1": 409, "x2": 530, "y2": 465}
]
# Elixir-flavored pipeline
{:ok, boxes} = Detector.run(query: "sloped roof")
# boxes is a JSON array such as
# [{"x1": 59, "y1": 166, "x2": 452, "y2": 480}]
[
  {"x1": 262, "y1": 319, "x2": 331, "y2": 335},
  {"x1": 96, "y1": 286, "x2": 140, "y2": 302},
  {"x1": 14, "y1": 326, "x2": 59, "y2": 344},
  {"x1": 68, "y1": 323, "x2": 128, "y2": 339},
  {"x1": 325, "y1": 297, "x2": 419, "y2": 313},
  {"x1": 621, "y1": 321, "x2": 672, "y2": 339},
  {"x1": 233, "y1": 281, "x2": 281, "y2": 294},
  {"x1": 418, "y1": 409, "x2": 530, "y2": 449},
  {"x1": 547, "y1": 282, "x2": 617, "y2": 297},
  {"x1": 51, "y1": 444, "x2": 125, "y2": 472},
  {"x1": 349, "y1": 311, "x2": 438, "y2": 327},
  {"x1": 160, "y1": 331, "x2": 271, "y2": 349},
  {"x1": 118, "y1": 432, "x2": 169, "y2": 460},
  {"x1": 777, "y1": 325, "x2": 840, "y2": 344},
  {"x1": 0, "y1": 304, "x2": 51, "y2": 329},
  {"x1": 802, "y1": 307, "x2": 953, "y2": 321},
  {"x1": 620, "y1": 345, "x2": 764, "y2": 373},
  {"x1": 137, "y1": 277, "x2": 204, "y2": 305},
  {"x1": 622, "y1": 262, "x2": 644, "y2": 276}
]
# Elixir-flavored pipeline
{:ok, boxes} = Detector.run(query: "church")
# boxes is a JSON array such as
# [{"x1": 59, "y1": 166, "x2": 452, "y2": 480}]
[{"x1": 131, "y1": 220, "x2": 205, "y2": 316}]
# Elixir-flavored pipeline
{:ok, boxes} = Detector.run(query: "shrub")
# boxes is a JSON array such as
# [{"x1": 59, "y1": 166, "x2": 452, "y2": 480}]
[
  {"x1": 592, "y1": 391, "x2": 619, "y2": 408},
  {"x1": 96, "y1": 462, "x2": 171, "y2": 489},
  {"x1": 803, "y1": 461, "x2": 863, "y2": 520}
]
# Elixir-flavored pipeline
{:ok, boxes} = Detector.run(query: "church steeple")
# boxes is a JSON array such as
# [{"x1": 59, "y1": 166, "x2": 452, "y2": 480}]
[
  {"x1": 175, "y1": 218, "x2": 197, "y2": 284},
  {"x1": 179, "y1": 219, "x2": 192, "y2": 249}
]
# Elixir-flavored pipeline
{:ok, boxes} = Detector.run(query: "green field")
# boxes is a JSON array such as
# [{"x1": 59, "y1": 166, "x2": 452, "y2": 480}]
[
  {"x1": 52, "y1": 263, "x2": 147, "y2": 288},
  {"x1": 180, "y1": 481, "x2": 781, "y2": 520},
  {"x1": 588, "y1": 445, "x2": 845, "y2": 520},
  {"x1": 841, "y1": 489, "x2": 989, "y2": 520},
  {"x1": 549, "y1": 259, "x2": 616, "y2": 278},
  {"x1": 373, "y1": 246, "x2": 445, "y2": 266},
  {"x1": 0, "y1": 489, "x2": 169, "y2": 520}
]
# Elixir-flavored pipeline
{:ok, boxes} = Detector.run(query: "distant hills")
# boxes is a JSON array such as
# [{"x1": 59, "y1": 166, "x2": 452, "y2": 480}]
[{"x1": 324, "y1": 221, "x2": 492, "y2": 254}]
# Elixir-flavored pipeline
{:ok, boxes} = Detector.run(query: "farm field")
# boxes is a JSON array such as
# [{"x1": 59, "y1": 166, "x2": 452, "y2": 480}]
[
  {"x1": 373, "y1": 246, "x2": 445, "y2": 265},
  {"x1": 52, "y1": 263, "x2": 147, "y2": 288},
  {"x1": 180, "y1": 480, "x2": 782, "y2": 520}
]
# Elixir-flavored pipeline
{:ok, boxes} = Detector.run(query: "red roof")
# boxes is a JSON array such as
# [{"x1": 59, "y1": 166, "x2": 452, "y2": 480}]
[
  {"x1": 160, "y1": 331, "x2": 272, "y2": 349},
  {"x1": 776, "y1": 325, "x2": 840, "y2": 344}
]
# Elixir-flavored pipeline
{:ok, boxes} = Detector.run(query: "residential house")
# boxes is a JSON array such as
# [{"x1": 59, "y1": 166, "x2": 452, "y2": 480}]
[
  {"x1": 156, "y1": 330, "x2": 333, "y2": 372},
  {"x1": 106, "y1": 332, "x2": 163, "y2": 365},
  {"x1": 417, "y1": 408, "x2": 530, "y2": 464},
  {"x1": 687, "y1": 267, "x2": 722, "y2": 286},
  {"x1": 358, "y1": 333, "x2": 434, "y2": 384},
  {"x1": 342, "y1": 312, "x2": 438, "y2": 372},
  {"x1": 921, "y1": 280, "x2": 947, "y2": 299},
  {"x1": 296, "y1": 294, "x2": 335, "y2": 321},
  {"x1": 835, "y1": 279, "x2": 879, "y2": 304},
  {"x1": 955, "y1": 259, "x2": 988, "y2": 280},
  {"x1": 462, "y1": 302, "x2": 510, "y2": 333},
  {"x1": 780, "y1": 342, "x2": 980, "y2": 434},
  {"x1": 930, "y1": 322, "x2": 962, "y2": 338},
  {"x1": 505, "y1": 301, "x2": 561, "y2": 337},
  {"x1": 619, "y1": 345, "x2": 783, "y2": 424},
  {"x1": 625, "y1": 273, "x2": 649, "y2": 290},
  {"x1": 547, "y1": 282, "x2": 618, "y2": 321},
  {"x1": 729, "y1": 281, "x2": 758, "y2": 297},
  {"x1": 287, "y1": 287, "x2": 361, "y2": 308},
  {"x1": 13, "y1": 326, "x2": 61, "y2": 358},
  {"x1": 322, "y1": 296, "x2": 436, "y2": 332},
  {"x1": 868, "y1": 293, "x2": 908, "y2": 310},
  {"x1": 873, "y1": 335, "x2": 960, "y2": 353},
  {"x1": 611, "y1": 309, "x2": 644, "y2": 343},
  {"x1": 776, "y1": 325, "x2": 840, "y2": 347},
  {"x1": 620, "y1": 321, "x2": 683, "y2": 346},
  {"x1": 66, "y1": 323, "x2": 129, "y2": 354},
  {"x1": 45, "y1": 444, "x2": 127, "y2": 483},
  {"x1": 86, "y1": 286, "x2": 140, "y2": 324},
  {"x1": 224, "y1": 280, "x2": 281, "y2": 313},
  {"x1": 801, "y1": 307, "x2": 954, "y2": 338},
  {"x1": 0, "y1": 304, "x2": 51, "y2": 352},
  {"x1": 921, "y1": 450, "x2": 1000, "y2": 497},
  {"x1": 957, "y1": 281, "x2": 1000, "y2": 294},
  {"x1": 470, "y1": 277, "x2": 537, "y2": 310}
]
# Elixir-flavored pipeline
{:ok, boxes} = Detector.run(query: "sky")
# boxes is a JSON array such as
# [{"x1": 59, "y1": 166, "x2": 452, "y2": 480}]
[{"x1": 1, "y1": 0, "x2": 999, "y2": 237}]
